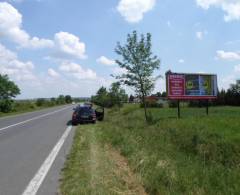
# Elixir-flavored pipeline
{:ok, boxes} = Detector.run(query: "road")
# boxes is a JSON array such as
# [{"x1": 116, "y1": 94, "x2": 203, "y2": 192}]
[{"x1": 0, "y1": 105, "x2": 76, "y2": 195}]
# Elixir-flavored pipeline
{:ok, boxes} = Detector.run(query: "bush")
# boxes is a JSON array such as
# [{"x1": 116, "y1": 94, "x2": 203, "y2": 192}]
[
  {"x1": 36, "y1": 98, "x2": 47, "y2": 107},
  {"x1": 0, "y1": 99, "x2": 13, "y2": 113},
  {"x1": 168, "y1": 100, "x2": 178, "y2": 108}
]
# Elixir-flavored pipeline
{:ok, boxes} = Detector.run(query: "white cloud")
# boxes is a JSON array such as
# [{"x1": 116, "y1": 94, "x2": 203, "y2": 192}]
[
  {"x1": 52, "y1": 32, "x2": 87, "y2": 59},
  {"x1": 97, "y1": 56, "x2": 115, "y2": 66},
  {"x1": 0, "y1": 2, "x2": 54, "y2": 48},
  {"x1": 0, "y1": 43, "x2": 38, "y2": 82},
  {"x1": 59, "y1": 62, "x2": 97, "y2": 80},
  {"x1": 234, "y1": 64, "x2": 240, "y2": 73},
  {"x1": 216, "y1": 50, "x2": 240, "y2": 60},
  {"x1": 112, "y1": 67, "x2": 128, "y2": 75},
  {"x1": 196, "y1": 30, "x2": 208, "y2": 40},
  {"x1": 47, "y1": 68, "x2": 59, "y2": 78},
  {"x1": 167, "y1": 21, "x2": 172, "y2": 28},
  {"x1": 178, "y1": 59, "x2": 185, "y2": 63},
  {"x1": 196, "y1": 31, "x2": 203, "y2": 40},
  {"x1": 220, "y1": 64, "x2": 240, "y2": 90},
  {"x1": 196, "y1": 0, "x2": 240, "y2": 22},
  {"x1": 221, "y1": 74, "x2": 236, "y2": 89},
  {"x1": 0, "y1": 3, "x2": 88, "y2": 61},
  {"x1": 117, "y1": 0, "x2": 156, "y2": 23}
]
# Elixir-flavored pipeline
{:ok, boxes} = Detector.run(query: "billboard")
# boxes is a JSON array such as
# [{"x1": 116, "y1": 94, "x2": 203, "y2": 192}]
[{"x1": 166, "y1": 72, "x2": 217, "y2": 100}]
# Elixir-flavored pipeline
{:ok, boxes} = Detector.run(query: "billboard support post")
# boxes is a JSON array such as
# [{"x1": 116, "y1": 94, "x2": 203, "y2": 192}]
[{"x1": 177, "y1": 100, "x2": 180, "y2": 118}]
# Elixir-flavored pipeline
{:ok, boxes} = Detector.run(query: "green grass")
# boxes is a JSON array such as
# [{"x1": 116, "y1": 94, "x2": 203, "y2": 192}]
[
  {"x1": 60, "y1": 125, "x2": 146, "y2": 195},
  {"x1": 96, "y1": 105, "x2": 240, "y2": 195},
  {"x1": 0, "y1": 102, "x2": 65, "y2": 118},
  {"x1": 60, "y1": 105, "x2": 240, "y2": 195}
]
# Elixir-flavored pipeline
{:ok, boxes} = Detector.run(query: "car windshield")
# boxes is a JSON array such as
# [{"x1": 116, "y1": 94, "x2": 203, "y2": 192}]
[{"x1": 78, "y1": 107, "x2": 93, "y2": 115}]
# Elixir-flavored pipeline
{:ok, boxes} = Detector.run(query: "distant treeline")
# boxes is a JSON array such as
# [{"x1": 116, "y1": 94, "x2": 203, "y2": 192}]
[
  {"x1": 0, "y1": 95, "x2": 76, "y2": 114},
  {"x1": 189, "y1": 80, "x2": 240, "y2": 107}
]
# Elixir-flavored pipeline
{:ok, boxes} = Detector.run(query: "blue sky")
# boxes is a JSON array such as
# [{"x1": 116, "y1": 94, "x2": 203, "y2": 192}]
[{"x1": 0, "y1": 0, "x2": 240, "y2": 98}]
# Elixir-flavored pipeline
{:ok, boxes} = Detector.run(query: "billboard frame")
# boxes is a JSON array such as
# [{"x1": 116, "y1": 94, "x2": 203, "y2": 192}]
[
  {"x1": 165, "y1": 71, "x2": 218, "y2": 118},
  {"x1": 166, "y1": 71, "x2": 218, "y2": 100}
]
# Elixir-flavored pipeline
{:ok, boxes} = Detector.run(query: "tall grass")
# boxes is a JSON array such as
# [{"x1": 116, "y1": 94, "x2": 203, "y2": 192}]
[{"x1": 98, "y1": 105, "x2": 240, "y2": 194}]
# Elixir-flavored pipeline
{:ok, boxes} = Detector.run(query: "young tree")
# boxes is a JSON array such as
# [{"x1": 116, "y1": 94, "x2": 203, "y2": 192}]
[
  {"x1": 109, "y1": 82, "x2": 128, "y2": 107},
  {"x1": 91, "y1": 87, "x2": 110, "y2": 107},
  {"x1": 65, "y1": 95, "x2": 72, "y2": 103},
  {"x1": 0, "y1": 74, "x2": 20, "y2": 112},
  {"x1": 57, "y1": 95, "x2": 65, "y2": 105},
  {"x1": 115, "y1": 31, "x2": 160, "y2": 121}
]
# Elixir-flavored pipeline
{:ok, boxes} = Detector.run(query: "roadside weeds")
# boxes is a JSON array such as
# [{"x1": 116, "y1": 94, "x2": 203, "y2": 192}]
[{"x1": 60, "y1": 124, "x2": 147, "y2": 195}]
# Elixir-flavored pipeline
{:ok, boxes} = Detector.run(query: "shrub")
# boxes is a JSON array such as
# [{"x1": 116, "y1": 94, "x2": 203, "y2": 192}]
[
  {"x1": 0, "y1": 99, "x2": 13, "y2": 113},
  {"x1": 168, "y1": 100, "x2": 178, "y2": 108},
  {"x1": 36, "y1": 98, "x2": 47, "y2": 107}
]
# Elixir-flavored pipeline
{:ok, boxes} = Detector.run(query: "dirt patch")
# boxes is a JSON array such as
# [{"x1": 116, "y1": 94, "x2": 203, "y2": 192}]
[{"x1": 106, "y1": 145, "x2": 147, "y2": 195}]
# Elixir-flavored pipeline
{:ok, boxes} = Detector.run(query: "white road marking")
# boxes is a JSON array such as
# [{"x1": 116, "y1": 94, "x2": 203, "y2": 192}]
[
  {"x1": 0, "y1": 106, "x2": 70, "y2": 132},
  {"x1": 22, "y1": 125, "x2": 73, "y2": 195}
]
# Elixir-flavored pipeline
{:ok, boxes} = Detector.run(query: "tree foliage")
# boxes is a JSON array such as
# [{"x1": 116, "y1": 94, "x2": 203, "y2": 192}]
[
  {"x1": 219, "y1": 80, "x2": 240, "y2": 106},
  {"x1": 114, "y1": 31, "x2": 160, "y2": 121},
  {"x1": 0, "y1": 74, "x2": 20, "y2": 112},
  {"x1": 109, "y1": 82, "x2": 128, "y2": 107},
  {"x1": 91, "y1": 84, "x2": 128, "y2": 108},
  {"x1": 65, "y1": 95, "x2": 72, "y2": 103},
  {"x1": 57, "y1": 95, "x2": 65, "y2": 105},
  {"x1": 0, "y1": 74, "x2": 20, "y2": 99},
  {"x1": 91, "y1": 87, "x2": 109, "y2": 107}
]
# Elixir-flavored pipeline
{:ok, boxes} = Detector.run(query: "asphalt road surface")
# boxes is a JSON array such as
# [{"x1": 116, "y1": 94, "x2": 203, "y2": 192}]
[{"x1": 0, "y1": 105, "x2": 76, "y2": 195}]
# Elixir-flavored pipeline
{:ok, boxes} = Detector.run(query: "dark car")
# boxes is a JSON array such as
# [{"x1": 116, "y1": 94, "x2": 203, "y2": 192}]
[{"x1": 72, "y1": 106, "x2": 96, "y2": 125}]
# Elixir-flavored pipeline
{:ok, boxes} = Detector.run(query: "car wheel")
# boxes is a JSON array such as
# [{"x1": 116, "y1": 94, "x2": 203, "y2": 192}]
[{"x1": 72, "y1": 121, "x2": 78, "y2": 126}]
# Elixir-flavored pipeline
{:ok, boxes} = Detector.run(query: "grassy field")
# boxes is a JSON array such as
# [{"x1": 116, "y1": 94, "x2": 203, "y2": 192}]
[{"x1": 61, "y1": 105, "x2": 240, "y2": 195}]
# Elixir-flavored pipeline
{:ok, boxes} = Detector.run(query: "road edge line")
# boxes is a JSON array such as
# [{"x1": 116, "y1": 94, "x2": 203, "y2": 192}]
[{"x1": 21, "y1": 125, "x2": 73, "y2": 195}]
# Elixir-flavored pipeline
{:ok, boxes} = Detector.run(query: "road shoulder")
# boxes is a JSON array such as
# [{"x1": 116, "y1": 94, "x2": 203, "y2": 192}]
[{"x1": 60, "y1": 124, "x2": 146, "y2": 195}]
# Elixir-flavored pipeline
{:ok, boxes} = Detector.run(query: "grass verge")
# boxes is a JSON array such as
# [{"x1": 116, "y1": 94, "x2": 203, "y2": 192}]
[
  {"x1": 97, "y1": 105, "x2": 240, "y2": 195},
  {"x1": 61, "y1": 105, "x2": 240, "y2": 195},
  {"x1": 60, "y1": 124, "x2": 146, "y2": 195}
]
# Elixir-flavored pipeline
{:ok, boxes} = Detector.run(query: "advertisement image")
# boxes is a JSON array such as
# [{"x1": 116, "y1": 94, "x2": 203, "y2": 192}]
[{"x1": 166, "y1": 72, "x2": 217, "y2": 100}]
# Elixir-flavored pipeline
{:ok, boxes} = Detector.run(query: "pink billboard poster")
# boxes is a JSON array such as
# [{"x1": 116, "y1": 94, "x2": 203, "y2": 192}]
[{"x1": 168, "y1": 74, "x2": 185, "y2": 96}]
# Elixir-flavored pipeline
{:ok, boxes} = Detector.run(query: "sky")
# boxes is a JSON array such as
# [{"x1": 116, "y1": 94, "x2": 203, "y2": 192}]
[{"x1": 0, "y1": 0, "x2": 240, "y2": 99}]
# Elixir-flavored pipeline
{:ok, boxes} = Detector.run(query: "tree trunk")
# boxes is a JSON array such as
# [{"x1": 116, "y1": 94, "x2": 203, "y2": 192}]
[{"x1": 142, "y1": 93, "x2": 148, "y2": 122}]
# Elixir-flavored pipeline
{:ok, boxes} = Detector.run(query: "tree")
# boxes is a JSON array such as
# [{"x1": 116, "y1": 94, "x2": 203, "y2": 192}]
[
  {"x1": 115, "y1": 31, "x2": 160, "y2": 121},
  {"x1": 57, "y1": 95, "x2": 65, "y2": 105},
  {"x1": 92, "y1": 84, "x2": 128, "y2": 108},
  {"x1": 65, "y1": 95, "x2": 72, "y2": 103},
  {"x1": 91, "y1": 87, "x2": 110, "y2": 107},
  {"x1": 225, "y1": 80, "x2": 240, "y2": 106},
  {"x1": 0, "y1": 74, "x2": 20, "y2": 112},
  {"x1": 155, "y1": 92, "x2": 162, "y2": 97},
  {"x1": 36, "y1": 98, "x2": 46, "y2": 107},
  {"x1": 109, "y1": 82, "x2": 128, "y2": 107},
  {"x1": 161, "y1": 91, "x2": 167, "y2": 97},
  {"x1": 129, "y1": 94, "x2": 134, "y2": 103}
]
